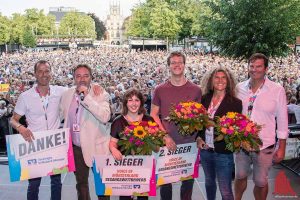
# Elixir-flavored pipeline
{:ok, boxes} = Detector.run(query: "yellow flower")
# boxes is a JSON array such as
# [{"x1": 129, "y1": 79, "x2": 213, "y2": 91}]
[
  {"x1": 148, "y1": 121, "x2": 157, "y2": 127},
  {"x1": 182, "y1": 102, "x2": 192, "y2": 107},
  {"x1": 133, "y1": 126, "x2": 147, "y2": 138},
  {"x1": 227, "y1": 112, "x2": 236, "y2": 119},
  {"x1": 132, "y1": 121, "x2": 140, "y2": 126},
  {"x1": 194, "y1": 103, "x2": 202, "y2": 109}
]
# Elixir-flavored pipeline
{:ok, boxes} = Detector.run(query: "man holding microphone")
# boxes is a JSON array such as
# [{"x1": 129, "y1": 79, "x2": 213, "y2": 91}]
[{"x1": 60, "y1": 64, "x2": 111, "y2": 200}]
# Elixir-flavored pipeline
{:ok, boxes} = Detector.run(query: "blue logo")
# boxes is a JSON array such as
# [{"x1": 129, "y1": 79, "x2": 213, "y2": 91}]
[
  {"x1": 133, "y1": 185, "x2": 141, "y2": 189},
  {"x1": 27, "y1": 159, "x2": 37, "y2": 165}
]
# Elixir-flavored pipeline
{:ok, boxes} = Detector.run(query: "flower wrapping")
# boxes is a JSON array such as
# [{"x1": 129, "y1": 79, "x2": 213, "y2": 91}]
[
  {"x1": 215, "y1": 112, "x2": 263, "y2": 152},
  {"x1": 166, "y1": 101, "x2": 214, "y2": 136},
  {"x1": 118, "y1": 121, "x2": 166, "y2": 156}
]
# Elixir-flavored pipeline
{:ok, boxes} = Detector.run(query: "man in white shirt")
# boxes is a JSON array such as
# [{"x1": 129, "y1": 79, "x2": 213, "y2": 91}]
[
  {"x1": 235, "y1": 53, "x2": 288, "y2": 200},
  {"x1": 10, "y1": 60, "x2": 66, "y2": 200}
]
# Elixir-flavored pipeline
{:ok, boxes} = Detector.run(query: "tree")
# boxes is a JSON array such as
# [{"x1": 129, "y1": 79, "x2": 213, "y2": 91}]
[
  {"x1": 125, "y1": 3, "x2": 152, "y2": 37},
  {"x1": 59, "y1": 12, "x2": 96, "y2": 38},
  {"x1": 0, "y1": 14, "x2": 10, "y2": 45},
  {"x1": 9, "y1": 13, "x2": 26, "y2": 44},
  {"x1": 190, "y1": 1, "x2": 212, "y2": 37},
  {"x1": 149, "y1": 1, "x2": 181, "y2": 40},
  {"x1": 206, "y1": 0, "x2": 300, "y2": 58},
  {"x1": 23, "y1": 25, "x2": 36, "y2": 47},
  {"x1": 88, "y1": 13, "x2": 106, "y2": 40},
  {"x1": 24, "y1": 8, "x2": 55, "y2": 36}
]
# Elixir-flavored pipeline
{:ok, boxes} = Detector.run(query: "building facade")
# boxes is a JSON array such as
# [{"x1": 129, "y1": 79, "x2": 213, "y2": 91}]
[{"x1": 104, "y1": 2, "x2": 124, "y2": 45}]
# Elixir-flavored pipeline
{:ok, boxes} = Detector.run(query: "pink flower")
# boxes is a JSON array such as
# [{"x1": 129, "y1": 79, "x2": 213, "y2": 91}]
[
  {"x1": 236, "y1": 120, "x2": 247, "y2": 129},
  {"x1": 128, "y1": 125, "x2": 135, "y2": 130},
  {"x1": 187, "y1": 113, "x2": 195, "y2": 118},
  {"x1": 226, "y1": 129, "x2": 234, "y2": 135},
  {"x1": 175, "y1": 105, "x2": 183, "y2": 111},
  {"x1": 129, "y1": 137, "x2": 135, "y2": 143}
]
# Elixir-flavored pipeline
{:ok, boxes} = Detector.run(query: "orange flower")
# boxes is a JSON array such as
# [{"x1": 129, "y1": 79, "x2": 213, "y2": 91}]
[{"x1": 221, "y1": 127, "x2": 227, "y2": 134}]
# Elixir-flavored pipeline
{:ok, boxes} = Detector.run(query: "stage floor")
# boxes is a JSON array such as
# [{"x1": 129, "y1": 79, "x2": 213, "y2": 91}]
[{"x1": 0, "y1": 161, "x2": 299, "y2": 200}]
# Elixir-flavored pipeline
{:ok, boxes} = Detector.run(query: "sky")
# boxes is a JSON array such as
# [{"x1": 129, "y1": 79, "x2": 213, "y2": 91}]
[{"x1": 0, "y1": 0, "x2": 143, "y2": 20}]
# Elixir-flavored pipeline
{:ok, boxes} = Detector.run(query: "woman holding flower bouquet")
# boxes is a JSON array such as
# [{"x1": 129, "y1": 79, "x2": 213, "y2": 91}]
[
  {"x1": 196, "y1": 67, "x2": 242, "y2": 200},
  {"x1": 109, "y1": 88, "x2": 164, "y2": 200}
]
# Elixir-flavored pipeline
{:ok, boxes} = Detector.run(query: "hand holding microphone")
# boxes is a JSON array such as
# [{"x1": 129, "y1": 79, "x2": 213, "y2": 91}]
[{"x1": 77, "y1": 85, "x2": 88, "y2": 101}]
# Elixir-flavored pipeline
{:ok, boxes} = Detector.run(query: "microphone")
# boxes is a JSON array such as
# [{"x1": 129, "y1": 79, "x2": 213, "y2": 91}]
[{"x1": 79, "y1": 92, "x2": 85, "y2": 101}]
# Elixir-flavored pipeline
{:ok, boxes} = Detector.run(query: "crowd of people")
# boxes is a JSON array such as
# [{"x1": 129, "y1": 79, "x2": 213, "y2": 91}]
[
  {"x1": 0, "y1": 47, "x2": 300, "y2": 200},
  {"x1": 0, "y1": 48, "x2": 299, "y2": 113}
]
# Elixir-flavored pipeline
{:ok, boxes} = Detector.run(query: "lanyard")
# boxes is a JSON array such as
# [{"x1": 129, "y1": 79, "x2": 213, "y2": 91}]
[
  {"x1": 207, "y1": 95, "x2": 224, "y2": 118},
  {"x1": 75, "y1": 94, "x2": 81, "y2": 124},
  {"x1": 247, "y1": 79, "x2": 265, "y2": 118},
  {"x1": 35, "y1": 87, "x2": 50, "y2": 130}
]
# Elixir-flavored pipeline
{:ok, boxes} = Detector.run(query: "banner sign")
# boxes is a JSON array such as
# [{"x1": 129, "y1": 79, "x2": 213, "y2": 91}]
[
  {"x1": 284, "y1": 138, "x2": 300, "y2": 160},
  {"x1": 0, "y1": 84, "x2": 9, "y2": 93},
  {"x1": 154, "y1": 142, "x2": 200, "y2": 186},
  {"x1": 6, "y1": 128, "x2": 75, "y2": 182},
  {"x1": 92, "y1": 155, "x2": 156, "y2": 196}
]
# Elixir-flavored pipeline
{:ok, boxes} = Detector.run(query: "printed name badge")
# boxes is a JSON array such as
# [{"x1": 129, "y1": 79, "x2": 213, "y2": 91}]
[
  {"x1": 73, "y1": 124, "x2": 80, "y2": 132},
  {"x1": 205, "y1": 127, "x2": 214, "y2": 148}
]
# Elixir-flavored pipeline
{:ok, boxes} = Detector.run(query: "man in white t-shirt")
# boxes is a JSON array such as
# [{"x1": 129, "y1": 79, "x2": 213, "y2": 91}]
[{"x1": 10, "y1": 60, "x2": 66, "y2": 200}]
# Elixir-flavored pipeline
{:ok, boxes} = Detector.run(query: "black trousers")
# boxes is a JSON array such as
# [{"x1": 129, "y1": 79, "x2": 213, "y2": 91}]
[
  {"x1": 73, "y1": 145, "x2": 109, "y2": 200},
  {"x1": 160, "y1": 179, "x2": 194, "y2": 200}
]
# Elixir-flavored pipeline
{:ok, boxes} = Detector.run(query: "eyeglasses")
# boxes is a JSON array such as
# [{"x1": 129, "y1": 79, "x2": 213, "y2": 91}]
[{"x1": 170, "y1": 62, "x2": 184, "y2": 65}]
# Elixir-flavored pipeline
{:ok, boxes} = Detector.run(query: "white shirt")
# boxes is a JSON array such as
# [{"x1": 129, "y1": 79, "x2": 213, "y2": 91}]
[
  {"x1": 287, "y1": 104, "x2": 300, "y2": 114},
  {"x1": 294, "y1": 106, "x2": 300, "y2": 124},
  {"x1": 14, "y1": 85, "x2": 67, "y2": 132},
  {"x1": 236, "y1": 78, "x2": 288, "y2": 150}
]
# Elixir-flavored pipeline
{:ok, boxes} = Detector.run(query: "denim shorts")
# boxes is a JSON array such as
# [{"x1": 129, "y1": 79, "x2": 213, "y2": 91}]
[{"x1": 235, "y1": 146, "x2": 275, "y2": 187}]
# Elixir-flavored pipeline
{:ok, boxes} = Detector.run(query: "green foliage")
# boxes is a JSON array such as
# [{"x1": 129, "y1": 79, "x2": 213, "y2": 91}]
[
  {"x1": 23, "y1": 25, "x2": 36, "y2": 47},
  {"x1": 149, "y1": 0, "x2": 181, "y2": 39},
  {"x1": 125, "y1": 3, "x2": 152, "y2": 37},
  {"x1": 0, "y1": 14, "x2": 10, "y2": 44},
  {"x1": 88, "y1": 13, "x2": 106, "y2": 40},
  {"x1": 126, "y1": 0, "x2": 212, "y2": 40},
  {"x1": 24, "y1": 8, "x2": 56, "y2": 36},
  {"x1": 7, "y1": 9, "x2": 55, "y2": 45},
  {"x1": 59, "y1": 12, "x2": 96, "y2": 39},
  {"x1": 9, "y1": 13, "x2": 26, "y2": 44},
  {"x1": 206, "y1": 0, "x2": 300, "y2": 58}
]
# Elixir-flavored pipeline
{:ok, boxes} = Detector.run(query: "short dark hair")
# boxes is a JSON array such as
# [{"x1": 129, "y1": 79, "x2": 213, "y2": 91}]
[
  {"x1": 73, "y1": 64, "x2": 92, "y2": 77},
  {"x1": 248, "y1": 53, "x2": 269, "y2": 68},
  {"x1": 34, "y1": 60, "x2": 51, "y2": 73},
  {"x1": 122, "y1": 88, "x2": 146, "y2": 115},
  {"x1": 167, "y1": 51, "x2": 186, "y2": 66}
]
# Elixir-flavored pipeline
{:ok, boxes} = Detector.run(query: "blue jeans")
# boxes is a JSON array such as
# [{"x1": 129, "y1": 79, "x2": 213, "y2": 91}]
[
  {"x1": 27, "y1": 174, "x2": 62, "y2": 200},
  {"x1": 200, "y1": 150, "x2": 234, "y2": 200}
]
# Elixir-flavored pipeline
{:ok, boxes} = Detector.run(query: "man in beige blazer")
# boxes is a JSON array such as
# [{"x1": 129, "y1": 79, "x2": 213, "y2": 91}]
[{"x1": 60, "y1": 64, "x2": 110, "y2": 200}]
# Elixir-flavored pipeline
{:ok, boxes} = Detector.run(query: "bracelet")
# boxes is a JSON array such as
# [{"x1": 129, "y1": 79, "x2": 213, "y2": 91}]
[{"x1": 16, "y1": 124, "x2": 23, "y2": 129}]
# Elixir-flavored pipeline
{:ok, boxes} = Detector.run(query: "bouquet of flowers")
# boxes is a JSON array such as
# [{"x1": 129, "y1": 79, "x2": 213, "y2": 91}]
[
  {"x1": 166, "y1": 101, "x2": 214, "y2": 136},
  {"x1": 118, "y1": 121, "x2": 166, "y2": 156},
  {"x1": 215, "y1": 112, "x2": 263, "y2": 152}
]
